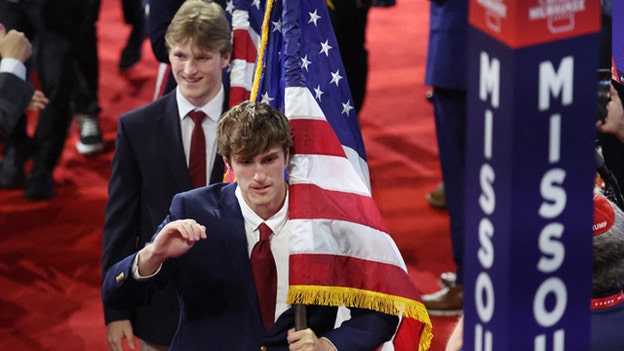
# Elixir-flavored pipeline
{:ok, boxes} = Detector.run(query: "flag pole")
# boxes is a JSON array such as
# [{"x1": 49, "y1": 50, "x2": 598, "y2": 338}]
[
  {"x1": 294, "y1": 304, "x2": 307, "y2": 330},
  {"x1": 252, "y1": 0, "x2": 308, "y2": 330}
]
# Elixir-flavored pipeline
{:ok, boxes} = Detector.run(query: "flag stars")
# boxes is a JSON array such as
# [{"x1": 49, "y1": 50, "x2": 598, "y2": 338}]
[
  {"x1": 225, "y1": 0, "x2": 234, "y2": 14},
  {"x1": 260, "y1": 92, "x2": 274, "y2": 104},
  {"x1": 301, "y1": 55, "x2": 311, "y2": 71},
  {"x1": 308, "y1": 9, "x2": 321, "y2": 26},
  {"x1": 314, "y1": 85, "x2": 324, "y2": 101},
  {"x1": 251, "y1": 0, "x2": 261, "y2": 9},
  {"x1": 272, "y1": 18, "x2": 282, "y2": 33},
  {"x1": 330, "y1": 69, "x2": 343, "y2": 87},
  {"x1": 342, "y1": 100, "x2": 354, "y2": 116},
  {"x1": 319, "y1": 40, "x2": 332, "y2": 56}
]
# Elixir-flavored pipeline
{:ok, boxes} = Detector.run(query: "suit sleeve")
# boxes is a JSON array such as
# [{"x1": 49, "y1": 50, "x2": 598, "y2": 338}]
[
  {"x1": 0, "y1": 72, "x2": 34, "y2": 140},
  {"x1": 101, "y1": 116, "x2": 144, "y2": 324},
  {"x1": 324, "y1": 308, "x2": 399, "y2": 351},
  {"x1": 102, "y1": 253, "x2": 154, "y2": 311},
  {"x1": 102, "y1": 192, "x2": 184, "y2": 312}
]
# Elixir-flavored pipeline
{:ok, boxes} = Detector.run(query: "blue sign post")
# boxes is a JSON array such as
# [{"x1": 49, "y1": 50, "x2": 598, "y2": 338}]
[{"x1": 464, "y1": 1, "x2": 600, "y2": 350}]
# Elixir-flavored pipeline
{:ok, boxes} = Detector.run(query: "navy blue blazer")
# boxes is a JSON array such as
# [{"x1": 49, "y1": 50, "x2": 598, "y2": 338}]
[
  {"x1": 424, "y1": 0, "x2": 469, "y2": 90},
  {"x1": 0, "y1": 72, "x2": 33, "y2": 140},
  {"x1": 101, "y1": 90, "x2": 224, "y2": 345},
  {"x1": 102, "y1": 182, "x2": 398, "y2": 350},
  {"x1": 591, "y1": 292, "x2": 624, "y2": 351}
]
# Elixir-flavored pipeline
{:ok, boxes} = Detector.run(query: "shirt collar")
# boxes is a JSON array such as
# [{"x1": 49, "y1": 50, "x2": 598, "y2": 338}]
[
  {"x1": 176, "y1": 85, "x2": 224, "y2": 123},
  {"x1": 235, "y1": 185, "x2": 289, "y2": 236}
]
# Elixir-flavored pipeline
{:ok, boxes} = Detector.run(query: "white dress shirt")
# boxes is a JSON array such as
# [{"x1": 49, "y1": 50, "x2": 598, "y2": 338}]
[
  {"x1": 176, "y1": 85, "x2": 224, "y2": 185},
  {"x1": 236, "y1": 186, "x2": 291, "y2": 322}
]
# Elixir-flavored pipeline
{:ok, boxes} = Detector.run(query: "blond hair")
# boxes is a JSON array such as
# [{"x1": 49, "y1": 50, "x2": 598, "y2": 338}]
[{"x1": 165, "y1": 0, "x2": 232, "y2": 55}]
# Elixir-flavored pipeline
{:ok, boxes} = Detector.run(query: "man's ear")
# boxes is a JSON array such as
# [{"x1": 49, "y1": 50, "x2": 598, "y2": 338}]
[
  {"x1": 221, "y1": 52, "x2": 232, "y2": 68},
  {"x1": 223, "y1": 156, "x2": 231, "y2": 170}
]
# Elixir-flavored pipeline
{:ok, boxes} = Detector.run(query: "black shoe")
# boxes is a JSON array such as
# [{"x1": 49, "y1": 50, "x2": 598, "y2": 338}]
[
  {"x1": 0, "y1": 143, "x2": 31, "y2": 188},
  {"x1": 119, "y1": 27, "x2": 144, "y2": 69},
  {"x1": 23, "y1": 168, "x2": 54, "y2": 200},
  {"x1": 75, "y1": 113, "x2": 104, "y2": 155}
]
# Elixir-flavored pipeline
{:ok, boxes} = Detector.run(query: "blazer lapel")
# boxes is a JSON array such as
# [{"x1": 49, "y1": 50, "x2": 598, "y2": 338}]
[
  {"x1": 217, "y1": 184, "x2": 263, "y2": 317},
  {"x1": 157, "y1": 93, "x2": 193, "y2": 190},
  {"x1": 159, "y1": 92, "x2": 226, "y2": 187}
]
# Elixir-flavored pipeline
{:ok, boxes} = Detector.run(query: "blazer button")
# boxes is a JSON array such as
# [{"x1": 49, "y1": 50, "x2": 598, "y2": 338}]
[{"x1": 260, "y1": 346, "x2": 267, "y2": 351}]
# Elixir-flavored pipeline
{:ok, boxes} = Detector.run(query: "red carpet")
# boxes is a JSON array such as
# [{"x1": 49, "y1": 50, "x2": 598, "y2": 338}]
[{"x1": 0, "y1": 0, "x2": 458, "y2": 349}]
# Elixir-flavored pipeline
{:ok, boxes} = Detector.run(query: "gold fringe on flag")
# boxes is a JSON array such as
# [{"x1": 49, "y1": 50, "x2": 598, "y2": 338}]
[{"x1": 288, "y1": 285, "x2": 433, "y2": 351}]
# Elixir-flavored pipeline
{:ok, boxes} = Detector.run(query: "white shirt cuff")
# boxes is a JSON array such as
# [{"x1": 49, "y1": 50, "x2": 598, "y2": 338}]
[
  {"x1": 0, "y1": 58, "x2": 26, "y2": 80},
  {"x1": 131, "y1": 253, "x2": 162, "y2": 280}
]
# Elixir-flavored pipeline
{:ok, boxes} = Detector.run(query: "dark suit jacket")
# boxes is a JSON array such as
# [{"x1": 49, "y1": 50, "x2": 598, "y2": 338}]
[
  {"x1": 424, "y1": 0, "x2": 468, "y2": 90},
  {"x1": 591, "y1": 292, "x2": 624, "y2": 351},
  {"x1": 101, "y1": 90, "x2": 224, "y2": 345},
  {"x1": 0, "y1": 72, "x2": 33, "y2": 140},
  {"x1": 102, "y1": 182, "x2": 398, "y2": 350}
]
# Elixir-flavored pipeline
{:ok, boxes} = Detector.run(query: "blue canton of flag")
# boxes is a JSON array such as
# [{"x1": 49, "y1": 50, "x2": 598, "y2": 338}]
[{"x1": 257, "y1": 0, "x2": 370, "y2": 184}]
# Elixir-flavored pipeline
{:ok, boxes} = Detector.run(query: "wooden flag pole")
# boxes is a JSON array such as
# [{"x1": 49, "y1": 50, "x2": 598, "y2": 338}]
[{"x1": 294, "y1": 304, "x2": 307, "y2": 330}]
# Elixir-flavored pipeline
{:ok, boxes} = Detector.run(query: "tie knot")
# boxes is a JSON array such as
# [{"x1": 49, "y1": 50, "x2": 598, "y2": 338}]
[
  {"x1": 258, "y1": 223, "x2": 272, "y2": 241},
  {"x1": 188, "y1": 111, "x2": 206, "y2": 124}
]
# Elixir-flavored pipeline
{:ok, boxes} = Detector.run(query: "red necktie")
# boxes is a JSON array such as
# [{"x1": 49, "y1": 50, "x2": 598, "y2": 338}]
[
  {"x1": 188, "y1": 111, "x2": 207, "y2": 188},
  {"x1": 251, "y1": 223, "x2": 277, "y2": 331}
]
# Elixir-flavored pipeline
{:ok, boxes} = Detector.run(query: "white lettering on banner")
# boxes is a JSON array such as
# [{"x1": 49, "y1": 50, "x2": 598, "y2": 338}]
[
  {"x1": 475, "y1": 51, "x2": 500, "y2": 351},
  {"x1": 475, "y1": 323, "x2": 493, "y2": 351},
  {"x1": 477, "y1": 0, "x2": 507, "y2": 17},
  {"x1": 528, "y1": 0, "x2": 585, "y2": 20},
  {"x1": 535, "y1": 329, "x2": 565, "y2": 351},
  {"x1": 478, "y1": 216, "x2": 494, "y2": 268},
  {"x1": 539, "y1": 57, "x2": 573, "y2": 110},
  {"x1": 537, "y1": 223, "x2": 565, "y2": 273},
  {"x1": 534, "y1": 277, "x2": 568, "y2": 327},
  {"x1": 538, "y1": 169, "x2": 566, "y2": 218},
  {"x1": 549, "y1": 115, "x2": 562, "y2": 163},
  {"x1": 528, "y1": 0, "x2": 584, "y2": 34},
  {"x1": 480, "y1": 52, "x2": 501, "y2": 108},
  {"x1": 533, "y1": 56, "x2": 573, "y2": 350},
  {"x1": 477, "y1": 0, "x2": 507, "y2": 32},
  {"x1": 475, "y1": 272, "x2": 495, "y2": 322}
]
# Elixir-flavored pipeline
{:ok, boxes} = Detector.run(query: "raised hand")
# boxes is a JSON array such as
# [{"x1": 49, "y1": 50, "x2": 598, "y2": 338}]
[
  {"x1": 137, "y1": 219, "x2": 207, "y2": 276},
  {"x1": 0, "y1": 24, "x2": 32, "y2": 63}
]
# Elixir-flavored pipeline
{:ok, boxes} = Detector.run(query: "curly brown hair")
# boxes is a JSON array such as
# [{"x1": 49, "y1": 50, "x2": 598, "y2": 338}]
[{"x1": 217, "y1": 101, "x2": 294, "y2": 161}]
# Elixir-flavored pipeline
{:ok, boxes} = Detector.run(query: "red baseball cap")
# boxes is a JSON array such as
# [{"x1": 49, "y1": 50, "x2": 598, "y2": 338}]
[{"x1": 594, "y1": 194, "x2": 615, "y2": 236}]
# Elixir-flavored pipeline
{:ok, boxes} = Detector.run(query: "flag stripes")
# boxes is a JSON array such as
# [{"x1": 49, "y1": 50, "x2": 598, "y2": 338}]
[{"x1": 288, "y1": 184, "x2": 387, "y2": 231}]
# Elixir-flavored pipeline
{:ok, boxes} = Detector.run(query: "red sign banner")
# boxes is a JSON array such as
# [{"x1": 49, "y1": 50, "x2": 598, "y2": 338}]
[{"x1": 469, "y1": 0, "x2": 600, "y2": 48}]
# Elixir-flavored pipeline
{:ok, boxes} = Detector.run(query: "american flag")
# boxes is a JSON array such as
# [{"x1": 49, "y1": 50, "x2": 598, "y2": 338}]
[
  {"x1": 238, "y1": 0, "x2": 433, "y2": 349},
  {"x1": 224, "y1": 0, "x2": 265, "y2": 182},
  {"x1": 227, "y1": 0, "x2": 264, "y2": 107}
]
